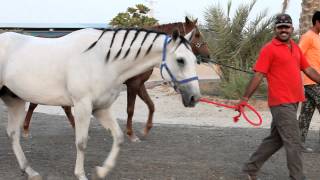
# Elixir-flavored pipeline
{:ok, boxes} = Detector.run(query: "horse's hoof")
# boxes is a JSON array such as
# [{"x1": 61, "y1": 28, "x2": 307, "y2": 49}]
[
  {"x1": 28, "y1": 174, "x2": 42, "y2": 180},
  {"x1": 22, "y1": 131, "x2": 30, "y2": 139},
  {"x1": 143, "y1": 128, "x2": 150, "y2": 137},
  {"x1": 77, "y1": 174, "x2": 88, "y2": 180},
  {"x1": 128, "y1": 134, "x2": 141, "y2": 142},
  {"x1": 91, "y1": 167, "x2": 105, "y2": 180}
]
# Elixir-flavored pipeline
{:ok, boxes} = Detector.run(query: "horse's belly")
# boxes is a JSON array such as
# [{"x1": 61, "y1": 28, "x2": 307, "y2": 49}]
[
  {"x1": 5, "y1": 82, "x2": 71, "y2": 106},
  {"x1": 3, "y1": 63, "x2": 72, "y2": 106}
]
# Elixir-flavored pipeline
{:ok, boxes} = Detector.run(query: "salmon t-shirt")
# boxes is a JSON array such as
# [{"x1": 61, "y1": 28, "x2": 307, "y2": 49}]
[{"x1": 299, "y1": 30, "x2": 320, "y2": 85}]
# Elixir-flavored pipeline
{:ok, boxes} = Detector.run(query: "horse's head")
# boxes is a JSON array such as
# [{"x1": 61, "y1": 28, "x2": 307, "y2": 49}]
[
  {"x1": 184, "y1": 17, "x2": 210, "y2": 62},
  {"x1": 160, "y1": 29, "x2": 201, "y2": 107}
]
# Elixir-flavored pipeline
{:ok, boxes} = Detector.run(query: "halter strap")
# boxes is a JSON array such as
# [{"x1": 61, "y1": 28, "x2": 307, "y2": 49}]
[{"x1": 160, "y1": 35, "x2": 199, "y2": 85}]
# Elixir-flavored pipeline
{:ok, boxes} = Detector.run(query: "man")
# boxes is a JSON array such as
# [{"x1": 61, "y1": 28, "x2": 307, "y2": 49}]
[
  {"x1": 298, "y1": 11, "x2": 320, "y2": 153},
  {"x1": 240, "y1": 14, "x2": 320, "y2": 180}
]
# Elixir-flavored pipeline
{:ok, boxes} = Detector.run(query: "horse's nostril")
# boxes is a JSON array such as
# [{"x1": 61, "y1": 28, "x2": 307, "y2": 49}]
[{"x1": 190, "y1": 95, "x2": 195, "y2": 103}]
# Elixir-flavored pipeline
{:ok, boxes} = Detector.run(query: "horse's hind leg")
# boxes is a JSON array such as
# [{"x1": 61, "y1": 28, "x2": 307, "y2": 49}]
[
  {"x1": 62, "y1": 106, "x2": 75, "y2": 128},
  {"x1": 126, "y1": 85, "x2": 140, "y2": 142},
  {"x1": 73, "y1": 99, "x2": 92, "y2": 180},
  {"x1": 1, "y1": 95, "x2": 41, "y2": 180},
  {"x1": 92, "y1": 108, "x2": 124, "y2": 179},
  {"x1": 137, "y1": 84, "x2": 155, "y2": 137},
  {"x1": 23, "y1": 103, "x2": 38, "y2": 138}
]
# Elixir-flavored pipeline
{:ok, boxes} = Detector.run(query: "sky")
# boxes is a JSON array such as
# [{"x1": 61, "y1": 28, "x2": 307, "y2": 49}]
[{"x1": 0, "y1": 0, "x2": 302, "y2": 28}]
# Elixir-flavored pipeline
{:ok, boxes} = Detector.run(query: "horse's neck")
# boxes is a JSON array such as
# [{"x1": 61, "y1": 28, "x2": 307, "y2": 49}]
[
  {"x1": 155, "y1": 23, "x2": 186, "y2": 36},
  {"x1": 111, "y1": 34, "x2": 167, "y2": 84}
]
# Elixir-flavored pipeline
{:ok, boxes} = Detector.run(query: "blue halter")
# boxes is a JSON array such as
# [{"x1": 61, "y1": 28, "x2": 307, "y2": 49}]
[{"x1": 160, "y1": 35, "x2": 199, "y2": 86}]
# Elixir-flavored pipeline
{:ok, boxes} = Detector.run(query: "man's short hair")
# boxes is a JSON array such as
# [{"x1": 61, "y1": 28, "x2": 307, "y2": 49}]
[{"x1": 312, "y1": 11, "x2": 320, "y2": 25}]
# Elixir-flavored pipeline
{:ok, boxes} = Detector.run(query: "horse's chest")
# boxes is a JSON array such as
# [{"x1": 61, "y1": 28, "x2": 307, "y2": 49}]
[{"x1": 93, "y1": 85, "x2": 122, "y2": 109}]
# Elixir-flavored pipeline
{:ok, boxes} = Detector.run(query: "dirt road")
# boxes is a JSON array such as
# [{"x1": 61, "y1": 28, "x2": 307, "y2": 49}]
[{"x1": 0, "y1": 85, "x2": 319, "y2": 180}]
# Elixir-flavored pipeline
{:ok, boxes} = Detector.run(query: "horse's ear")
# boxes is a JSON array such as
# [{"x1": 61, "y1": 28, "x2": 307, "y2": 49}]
[
  {"x1": 185, "y1": 16, "x2": 191, "y2": 24},
  {"x1": 172, "y1": 29, "x2": 180, "y2": 41},
  {"x1": 184, "y1": 28, "x2": 196, "y2": 42},
  {"x1": 194, "y1": 18, "x2": 198, "y2": 24}
]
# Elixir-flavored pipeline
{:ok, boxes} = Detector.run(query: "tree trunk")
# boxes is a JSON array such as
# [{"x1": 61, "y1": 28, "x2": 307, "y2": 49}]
[{"x1": 299, "y1": 0, "x2": 320, "y2": 35}]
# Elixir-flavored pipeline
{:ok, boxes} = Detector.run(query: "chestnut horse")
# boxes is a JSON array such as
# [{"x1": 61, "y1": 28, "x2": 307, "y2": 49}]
[{"x1": 23, "y1": 17, "x2": 210, "y2": 142}]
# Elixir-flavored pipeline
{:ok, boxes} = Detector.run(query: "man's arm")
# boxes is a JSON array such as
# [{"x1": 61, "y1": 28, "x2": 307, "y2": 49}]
[
  {"x1": 240, "y1": 72, "x2": 265, "y2": 101},
  {"x1": 302, "y1": 67, "x2": 320, "y2": 84}
]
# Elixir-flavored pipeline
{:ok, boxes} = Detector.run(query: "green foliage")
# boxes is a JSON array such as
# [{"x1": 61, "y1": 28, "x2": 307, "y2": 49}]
[
  {"x1": 202, "y1": 0, "x2": 274, "y2": 99},
  {"x1": 110, "y1": 4, "x2": 158, "y2": 28},
  {"x1": 218, "y1": 73, "x2": 250, "y2": 99},
  {"x1": 203, "y1": 0, "x2": 273, "y2": 80},
  {"x1": 218, "y1": 73, "x2": 267, "y2": 99}
]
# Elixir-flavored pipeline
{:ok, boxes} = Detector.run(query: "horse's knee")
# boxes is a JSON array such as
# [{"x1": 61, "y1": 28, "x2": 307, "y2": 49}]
[
  {"x1": 6, "y1": 131, "x2": 16, "y2": 142},
  {"x1": 76, "y1": 138, "x2": 88, "y2": 151}
]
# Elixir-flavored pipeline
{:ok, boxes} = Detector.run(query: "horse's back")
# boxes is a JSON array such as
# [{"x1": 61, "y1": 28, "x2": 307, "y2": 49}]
[
  {"x1": 0, "y1": 28, "x2": 104, "y2": 105},
  {"x1": 0, "y1": 28, "x2": 101, "y2": 59}
]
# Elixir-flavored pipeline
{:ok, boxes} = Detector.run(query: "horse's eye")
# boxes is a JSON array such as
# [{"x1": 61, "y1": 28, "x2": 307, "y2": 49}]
[
  {"x1": 177, "y1": 58, "x2": 185, "y2": 66},
  {"x1": 195, "y1": 33, "x2": 200, "y2": 38}
]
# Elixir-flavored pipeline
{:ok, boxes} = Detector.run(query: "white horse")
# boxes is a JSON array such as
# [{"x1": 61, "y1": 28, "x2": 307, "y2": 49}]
[{"x1": 0, "y1": 27, "x2": 201, "y2": 180}]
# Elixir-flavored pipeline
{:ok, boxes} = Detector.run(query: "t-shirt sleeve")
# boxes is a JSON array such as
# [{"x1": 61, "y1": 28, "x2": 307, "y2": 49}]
[
  {"x1": 253, "y1": 46, "x2": 272, "y2": 74},
  {"x1": 299, "y1": 33, "x2": 311, "y2": 55},
  {"x1": 299, "y1": 47, "x2": 310, "y2": 70}
]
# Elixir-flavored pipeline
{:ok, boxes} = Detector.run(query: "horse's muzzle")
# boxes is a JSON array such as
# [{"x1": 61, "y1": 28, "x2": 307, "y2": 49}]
[
  {"x1": 184, "y1": 94, "x2": 200, "y2": 107},
  {"x1": 178, "y1": 86, "x2": 201, "y2": 107}
]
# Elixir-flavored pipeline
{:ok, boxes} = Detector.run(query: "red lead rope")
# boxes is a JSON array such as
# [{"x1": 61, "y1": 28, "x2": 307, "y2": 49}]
[{"x1": 199, "y1": 98, "x2": 263, "y2": 127}]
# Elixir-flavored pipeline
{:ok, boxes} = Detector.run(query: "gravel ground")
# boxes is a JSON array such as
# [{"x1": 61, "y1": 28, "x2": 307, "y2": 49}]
[{"x1": 0, "y1": 85, "x2": 320, "y2": 180}]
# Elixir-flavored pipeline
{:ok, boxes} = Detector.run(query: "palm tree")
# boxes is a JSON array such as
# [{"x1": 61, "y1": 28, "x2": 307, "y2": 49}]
[
  {"x1": 203, "y1": 0, "x2": 273, "y2": 80},
  {"x1": 299, "y1": 0, "x2": 320, "y2": 35},
  {"x1": 283, "y1": 0, "x2": 320, "y2": 35},
  {"x1": 202, "y1": 0, "x2": 273, "y2": 98}
]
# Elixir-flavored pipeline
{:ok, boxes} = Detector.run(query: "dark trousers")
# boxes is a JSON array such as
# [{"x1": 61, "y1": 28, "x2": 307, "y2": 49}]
[
  {"x1": 298, "y1": 84, "x2": 320, "y2": 142},
  {"x1": 242, "y1": 103, "x2": 305, "y2": 180}
]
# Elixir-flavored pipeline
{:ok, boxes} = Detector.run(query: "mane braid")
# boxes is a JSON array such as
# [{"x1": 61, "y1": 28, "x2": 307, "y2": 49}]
[
  {"x1": 84, "y1": 29, "x2": 110, "y2": 52},
  {"x1": 180, "y1": 36, "x2": 191, "y2": 50},
  {"x1": 114, "y1": 29, "x2": 131, "y2": 59},
  {"x1": 122, "y1": 29, "x2": 141, "y2": 59},
  {"x1": 81, "y1": 27, "x2": 165, "y2": 62},
  {"x1": 174, "y1": 36, "x2": 191, "y2": 52},
  {"x1": 135, "y1": 31, "x2": 151, "y2": 59},
  {"x1": 146, "y1": 33, "x2": 161, "y2": 56},
  {"x1": 106, "y1": 29, "x2": 121, "y2": 61}
]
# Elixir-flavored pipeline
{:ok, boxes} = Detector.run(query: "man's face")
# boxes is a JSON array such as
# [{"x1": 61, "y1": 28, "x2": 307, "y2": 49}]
[
  {"x1": 275, "y1": 25, "x2": 293, "y2": 42},
  {"x1": 315, "y1": 20, "x2": 320, "y2": 31}
]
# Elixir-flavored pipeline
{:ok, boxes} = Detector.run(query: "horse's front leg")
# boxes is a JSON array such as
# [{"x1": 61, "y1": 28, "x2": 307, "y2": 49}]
[
  {"x1": 1, "y1": 96, "x2": 41, "y2": 180},
  {"x1": 92, "y1": 108, "x2": 124, "y2": 179},
  {"x1": 137, "y1": 84, "x2": 155, "y2": 137},
  {"x1": 73, "y1": 98, "x2": 92, "y2": 180},
  {"x1": 23, "y1": 102, "x2": 38, "y2": 138}
]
